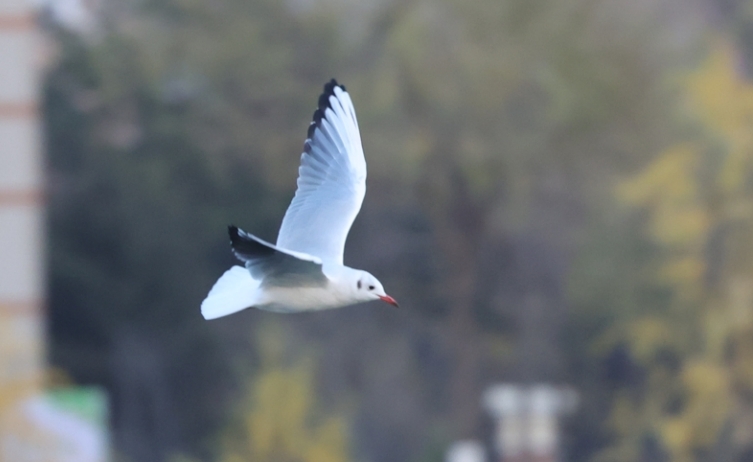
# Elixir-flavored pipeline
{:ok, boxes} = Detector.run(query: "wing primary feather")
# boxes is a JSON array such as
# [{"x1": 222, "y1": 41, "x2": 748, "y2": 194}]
[
  {"x1": 320, "y1": 115, "x2": 349, "y2": 162},
  {"x1": 228, "y1": 225, "x2": 275, "y2": 261},
  {"x1": 318, "y1": 79, "x2": 338, "y2": 110},
  {"x1": 307, "y1": 108, "x2": 325, "y2": 139},
  {"x1": 277, "y1": 79, "x2": 366, "y2": 263},
  {"x1": 305, "y1": 79, "x2": 346, "y2": 142}
]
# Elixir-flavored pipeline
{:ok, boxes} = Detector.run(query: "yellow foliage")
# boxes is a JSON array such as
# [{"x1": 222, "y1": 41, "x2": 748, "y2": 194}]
[
  {"x1": 627, "y1": 317, "x2": 673, "y2": 363},
  {"x1": 607, "y1": 393, "x2": 641, "y2": 437},
  {"x1": 219, "y1": 324, "x2": 350, "y2": 462},
  {"x1": 651, "y1": 207, "x2": 708, "y2": 249},
  {"x1": 686, "y1": 45, "x2": 753, "y2": 146},
  {"x1": 617, "y1": 144, "x2": 699, "y2": 207},
  {"x1": 306, "y1": 418, "x2": 349, "y2": 462},
  {"x1": 686, "y1": 43, "x2": 753, "y2": 195},
  {"x1": 617, "y1": 144, "x2": 709, "y2": 250},
  {"x1": 656, "y1": 362, "x2": 730, "y2": 461},
  {"x1": 660, "y1": 418, "x2": 692, "y2": 462},
  {"x1": 682, "y1": 361, "x2": 729, "y2": 406},
  {"x1": 614, "y1": 39, "x2": 753, "y2": 460},
  {"x1": 616, "y1": 143, "x2": 709, "y2": 300},
  {"x1": 658, "y1": 257, "x2": 705, "y2": 300},
  {"x1": 682, "y1": 361, "x2": 730, "y2": 441}
]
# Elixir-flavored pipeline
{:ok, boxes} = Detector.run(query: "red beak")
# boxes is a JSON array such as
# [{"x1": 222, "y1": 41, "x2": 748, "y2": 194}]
[{"x1": 378, "y1": 294, "x2": 399, "y2": 307}]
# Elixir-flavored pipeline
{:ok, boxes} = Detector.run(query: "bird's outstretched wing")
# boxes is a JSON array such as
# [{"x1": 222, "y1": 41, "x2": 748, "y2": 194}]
[
  {"x1": 275, "y1": 79, "x2": 366, "y2": 264},
  {"x1": 229, "y1": 226, "x2": 327, "y2": 288}
]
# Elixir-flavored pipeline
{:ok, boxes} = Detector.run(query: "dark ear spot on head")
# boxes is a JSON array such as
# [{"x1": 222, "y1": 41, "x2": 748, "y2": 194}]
[
  {"x1": 369, "y1": 285, "x2": 375, "y2": 290},
  {"x1": 357, "y1": 280, "x2": 362, "y2": 289}
]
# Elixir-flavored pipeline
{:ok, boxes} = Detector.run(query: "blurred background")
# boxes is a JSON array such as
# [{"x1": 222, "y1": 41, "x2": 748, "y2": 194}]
[{"x1": 2, "y1": 0, "x2": 753, "y2": 461}]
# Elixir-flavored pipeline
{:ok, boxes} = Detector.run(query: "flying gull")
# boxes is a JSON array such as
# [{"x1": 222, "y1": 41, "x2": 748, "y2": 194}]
[{"x1": 201, "y1": 79, "x2": 398, "y2": 319}]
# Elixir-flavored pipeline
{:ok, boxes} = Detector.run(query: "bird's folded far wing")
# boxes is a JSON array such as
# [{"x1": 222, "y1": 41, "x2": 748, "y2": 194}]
[
  {"x1": 276, "y1": 79, "x2": 366, "y2": 265},
  {"x1": 229, "y1": 226, "x2": 327, "y2": 288}
]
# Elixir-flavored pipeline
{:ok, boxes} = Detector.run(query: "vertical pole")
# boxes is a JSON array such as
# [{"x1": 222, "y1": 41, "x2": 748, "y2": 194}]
[{"x1": 0, "y1": 0, "x2": 46, "y2": 456}]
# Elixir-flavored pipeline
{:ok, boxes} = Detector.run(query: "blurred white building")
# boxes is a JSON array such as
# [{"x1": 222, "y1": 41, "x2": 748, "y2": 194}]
[
  {"x1": 446, "y1": 383, "x2": 578, "y2": 462},
  {"x1": 483, "y1": 384, "x2": 578, "y2": 462},
  {"x1": 0, "y1": 0, "x2": 107, "y2": 460},
  {"x1": 0, "y1": 0, "x2": 47, "y2": 414},
  {"x1": 446, "y1": 440, "x2": 486, "y2": 462}
]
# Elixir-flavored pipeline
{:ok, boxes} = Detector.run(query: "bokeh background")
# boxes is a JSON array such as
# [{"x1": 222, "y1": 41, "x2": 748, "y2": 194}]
[{"x1": 3, "y1": 0, "x2": 753, "y2": 461}]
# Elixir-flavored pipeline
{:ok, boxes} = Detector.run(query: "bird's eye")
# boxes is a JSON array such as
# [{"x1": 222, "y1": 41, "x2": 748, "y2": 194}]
[
  {"x1": 357, "y1": 280, "x2": 362, "y2": 289},
  {"x1": 368, "y1": 285, "x2": 375, "y2": 290}
]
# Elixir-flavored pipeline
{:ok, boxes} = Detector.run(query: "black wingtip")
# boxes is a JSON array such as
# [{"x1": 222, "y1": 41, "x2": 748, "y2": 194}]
[
  {"x1": 318, "y1": 79, "x2": 339, "y2": 110},
  {"x1": 306, "y1": 79, "x2": 346, "y2": 140},
  {"x1": 307, "y1": 108, "x2": 324, "y2": 139},
  {"x1": 318, "y1": 92, "x2": 329, "y2": 110},
  {"x1": 228, "y1": 225, "x2": 240, "y2": 244},
  {"x1": 329, "y1": 78, "x2": 345, "y2": 93},
  {"x1": 326, "y1": 78, "x2": 339, "y2": 91}
]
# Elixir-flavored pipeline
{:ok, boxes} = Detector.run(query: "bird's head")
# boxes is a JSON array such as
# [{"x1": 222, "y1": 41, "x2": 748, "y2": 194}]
[{"x1": 352, "y1": 270, "x2": 398, "y2": 307}]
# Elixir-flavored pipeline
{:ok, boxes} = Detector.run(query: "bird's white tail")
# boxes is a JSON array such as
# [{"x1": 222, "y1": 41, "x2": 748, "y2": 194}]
[{"x1": 201, "y1": 266, "x2": 261, "y2": 320}]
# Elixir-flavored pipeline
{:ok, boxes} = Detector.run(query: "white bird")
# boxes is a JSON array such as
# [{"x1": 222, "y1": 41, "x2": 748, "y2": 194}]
[{"x1": 201, "y1": 79, "x2": 398, "y2": 320}]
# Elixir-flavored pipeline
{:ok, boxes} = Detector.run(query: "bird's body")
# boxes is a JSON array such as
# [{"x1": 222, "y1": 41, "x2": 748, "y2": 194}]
[
  {"x1": 257, "y1": 266, "x2": 369, "y2": 313},
  {"x1": 206, "y1": 266, "x2": 363, "y2": 315},
  {"x1": 201, "y1": 80, "x2": 397, "y2": 320}
]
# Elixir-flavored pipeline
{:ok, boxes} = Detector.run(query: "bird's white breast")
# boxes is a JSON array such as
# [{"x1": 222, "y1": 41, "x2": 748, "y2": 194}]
[{"x1": 255, "y1": 283, "x2": 354, "y2": 313}]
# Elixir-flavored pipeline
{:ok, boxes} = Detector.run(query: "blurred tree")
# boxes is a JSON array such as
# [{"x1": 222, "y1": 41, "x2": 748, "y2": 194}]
[
  {"x1": 219, "y1": 323, "x2": 349, "y2": 462},
  {"x1": 579, "y1": 41, "x2": 753, "y2": 461},
  {"x1": 45, "y1": 0, "x2": 341, "y2": 459},
  {"x1": 43, "y1": 0, "x2": 710, "y2": 461},
  {"x1": 348, "y1": 0, "x2": 688, "y2": 442}
]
